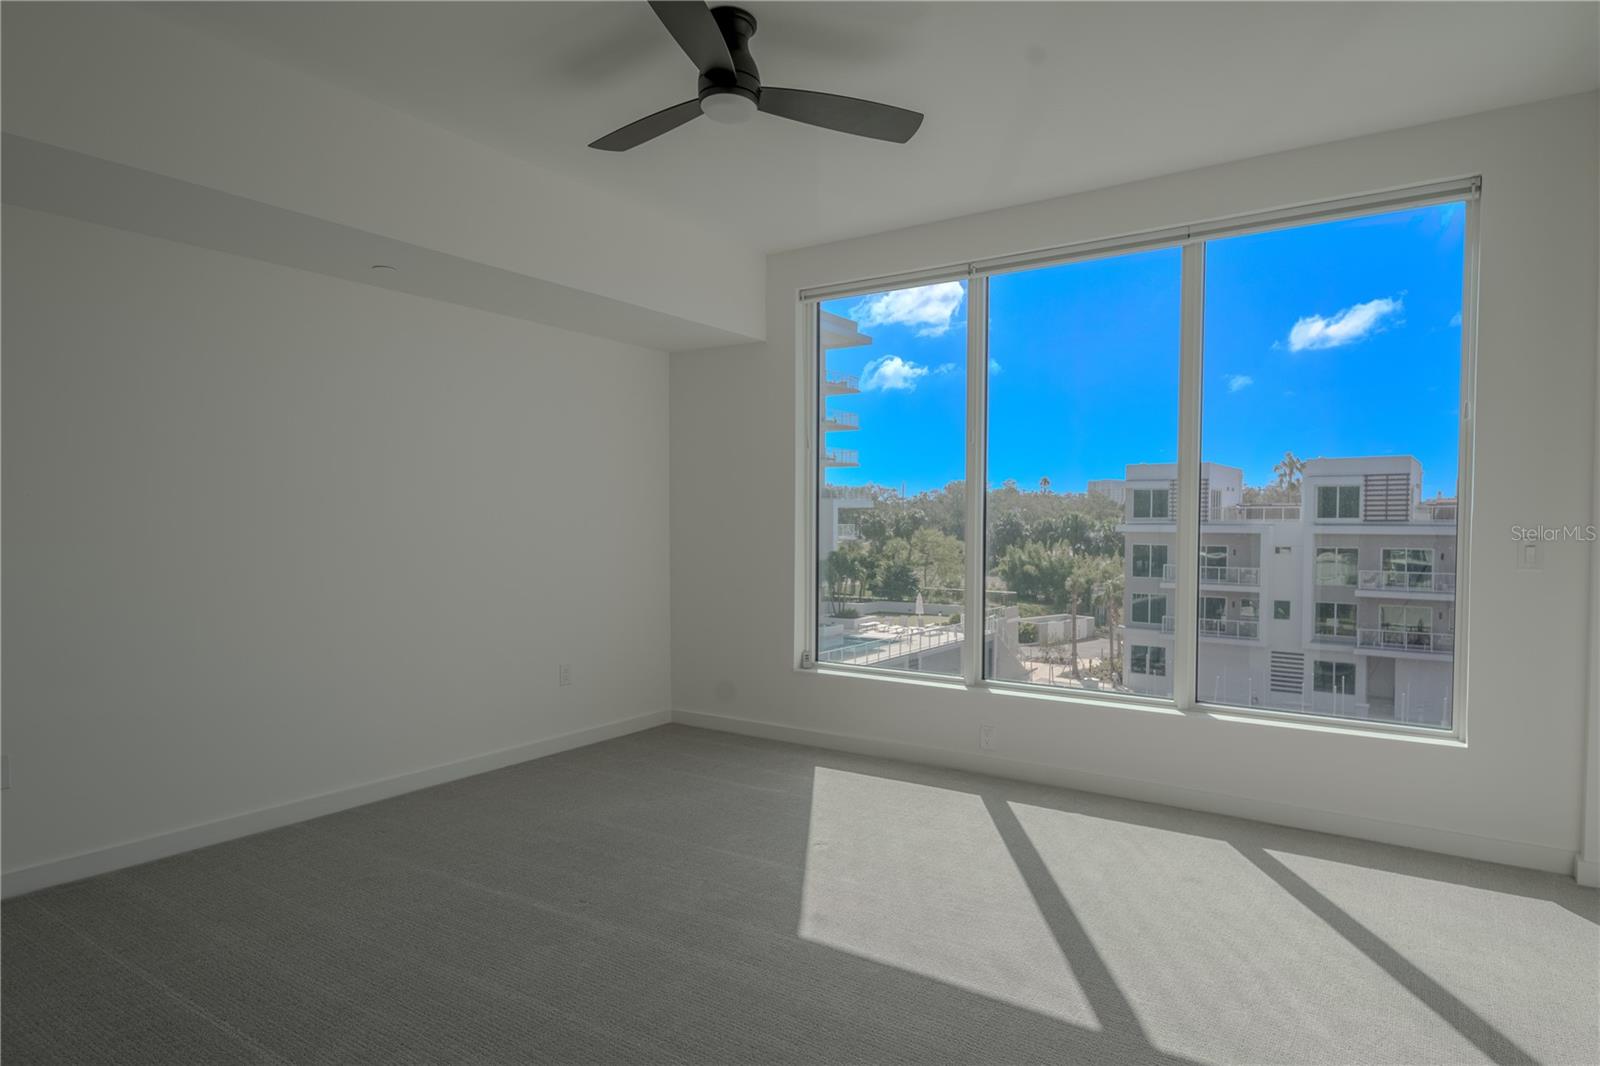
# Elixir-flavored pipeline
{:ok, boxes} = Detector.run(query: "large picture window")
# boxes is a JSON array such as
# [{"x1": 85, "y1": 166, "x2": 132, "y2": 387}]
[{"x1": 809, "y1": 183, "x2": 1474, "y2": 735}]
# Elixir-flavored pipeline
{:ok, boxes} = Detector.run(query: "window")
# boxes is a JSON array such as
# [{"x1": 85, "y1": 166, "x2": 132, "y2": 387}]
[
  {"x1": 1130, "y1": 645, "x2": 1167, "y2": 676},
  {"x1": 1381, "y1": 547, "x2": 1435, "y2": 589},
  {"x1": 1313, "y1": 660, "x2": 1356, "y2": 694},
  {"x1": 813, "y1": 284, "x2": 967, "y2": 676},
  {"x1": 1195, "y1": 199, "x2": 1464, "y2": 728},
  {"x1": 1131, "y1": 544, "x2": 1168, "y2": 579},
  {"x1": 1315, "y1": 602, "x2": 1356, "y2": 639},
  {"x1": 1315, "y1": 547, "x2": 1360, "y2": 586},
  {"x1": 984, "y1": 244, "x2": 1180, "y2": 695},
  {"x1": 806, "y1": 184, "x2": 1472, "y2": 735},
  {"x1": 1132, "y1": 488, "x2": 1170, "y2": 519},
  {"x1": 1317, "y1": 485, "x2": 1362, "y2": 519},
  {"x1": 1131, "y1": 594, "x2": 1167, "y2": 627}
]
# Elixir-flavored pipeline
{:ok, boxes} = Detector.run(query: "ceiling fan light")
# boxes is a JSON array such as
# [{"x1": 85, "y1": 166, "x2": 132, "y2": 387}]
[{"x1": 700, "y1": 90, "x2": 757, "y2": 124}]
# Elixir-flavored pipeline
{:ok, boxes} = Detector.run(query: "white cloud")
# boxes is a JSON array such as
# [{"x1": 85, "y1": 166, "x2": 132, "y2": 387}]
[
  {"x1": 989, "y1": 358, "x2": 1003, "y2": 375},
  {"x1": 860, "y1": 355, "x2": 930, "y2": 392},
  {"x1": 849, "y1": 282, "x2": 966, "y2": 337},
  {"x1": 1286, "y1": 297, "x2": 1403, "y2": 352},
  {"x1": 1448, "y1": 312, "x2": 1462, "y2": 328},
  {"x1": 1227, "y1": 374, "x2": 1254, "y2": 392},
  {"x1": 934, "y1": 362, "x2": 958, "y2": 375}
]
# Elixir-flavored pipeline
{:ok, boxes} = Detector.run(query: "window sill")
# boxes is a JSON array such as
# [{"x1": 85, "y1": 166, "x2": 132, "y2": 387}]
[{"x1": 798, "y1": 663, "x2": 1466, "y2": 744}]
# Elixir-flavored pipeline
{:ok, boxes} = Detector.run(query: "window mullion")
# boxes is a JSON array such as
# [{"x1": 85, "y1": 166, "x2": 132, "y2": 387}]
[
  {"x1": 962, "y1": 272, "x2": 989, "y2": 686},
  {"x1": 1173, "y1": 242, "x2": 1206, "y2": 711}
]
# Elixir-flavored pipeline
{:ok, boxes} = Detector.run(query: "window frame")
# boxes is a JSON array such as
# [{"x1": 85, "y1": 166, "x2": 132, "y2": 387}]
[{"x1": 798, "y1": 178, "x2": 1479, "y2": 743}]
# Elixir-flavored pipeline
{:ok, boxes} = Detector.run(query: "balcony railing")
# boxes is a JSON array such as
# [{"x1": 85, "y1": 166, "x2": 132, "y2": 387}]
[
  {"x1": 836, "y1": 523, "x2": 860, "y2": 541},
  {"x1": 1357, "y1": 627, "x2": 1455, "y2": 654},
  {"x1": 823, "y1": 374, "x2": 860, "y2": 394},
  {"x1": 823, "y1": 410, "x2": 860, "y2": 429},
  {"x1": 1358, "y1": 570, "x2": 1457, "y2": 594},
  {"x1": 1414, "y1": 502, "x2": 1457, "y2": 522},
  {"x1": 1160, "y1": 616, "x2": 1260, "y2": 639},
  {"x1": 824, "y1": 448, "x2": 859, "y2": 467},
  {"x1": 1217, "y1": 504, "x2": 1301, "y2": 521},
  {"x1": 1162, "y1": 563, "x2": 1260, "y2": 585}
]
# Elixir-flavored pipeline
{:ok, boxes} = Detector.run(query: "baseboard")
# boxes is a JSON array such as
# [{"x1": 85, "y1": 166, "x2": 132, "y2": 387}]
[
  {"x1": 672, "y1": 708, "x2": 1581, "y2": 879},
  {"x1": 1576, "y1": 857, "x2": 1600, "y2": 888},
  {"x1": 2, "y1": 710, "x2": 671, "y2": 899}
]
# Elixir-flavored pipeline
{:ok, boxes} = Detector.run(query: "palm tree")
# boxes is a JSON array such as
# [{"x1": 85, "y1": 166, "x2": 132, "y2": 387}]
[
  {"x1": 1038, "y1": 475, "x2": 1051, "y2": 494},
  {"x1": 1273, "y1": 451, "x2": 1305, "y2": 492}
]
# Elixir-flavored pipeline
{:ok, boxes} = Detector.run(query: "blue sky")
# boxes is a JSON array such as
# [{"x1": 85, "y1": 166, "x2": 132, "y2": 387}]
[{"x1": 821, "y1": 202, "x2": 1465, "y2": 499}]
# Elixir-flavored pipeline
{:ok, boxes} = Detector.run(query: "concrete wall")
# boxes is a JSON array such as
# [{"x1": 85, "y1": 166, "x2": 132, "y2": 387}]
[
  {"x1": 670, "y1": 93, "x2": 1600, "y2": 876},
  {"x1": 2, "y1": 206, "x2": 673, "y2": 891}
]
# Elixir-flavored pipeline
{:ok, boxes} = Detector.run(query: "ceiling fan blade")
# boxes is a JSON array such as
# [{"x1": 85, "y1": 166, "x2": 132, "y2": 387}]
[
  {"x1": 648, "y1": 0, "x2": 734, "y2": 73},
  {"x1": 589, "y1": 99, "x2": 703, "y2": 151},
  {"x1": 758, "y1": 87, "x2": 923, "y2": 143}
]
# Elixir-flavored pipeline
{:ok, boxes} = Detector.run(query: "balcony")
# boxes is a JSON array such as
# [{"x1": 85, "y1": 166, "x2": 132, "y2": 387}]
[
  {"x1": 822, "y1": 374, "x2": 860, "y2": 396},
  {"x1": 822, "y1": 410, "x2": 860, "y2": 431},
  {"x1": 1357, "y1": 627, "x2": 1454, "y2": 655},
  {"x1": 824, "y1": 448, "x2": 859, "y2": 468},
  {"x1": 1357, "y1": 570, "x2": 1456, "y2": 595},
  {"x1": 1217, "y1": 504, "x2": 1301, "y2": 522},
  {"x1": 836, "y1": 523, "x2": 861, "y2": 542},
  {"x1": 1161, "y1": 563, "x2": 1260, "y2": 587},
  {"x1": 1414, "y1": 501, "x2": 1457, "y2": 522},
  {"x1": 1160, "y1": 616, "x2": 1260, "y2": 640}
]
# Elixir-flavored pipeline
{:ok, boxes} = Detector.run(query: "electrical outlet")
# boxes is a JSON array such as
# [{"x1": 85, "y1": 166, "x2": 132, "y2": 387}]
[
  {"x1": 558, "y1": 663, "x2": 572, "y2": 687},
  {"x1": 979, "y1": 724, "x2": 996, "y2": 752}
]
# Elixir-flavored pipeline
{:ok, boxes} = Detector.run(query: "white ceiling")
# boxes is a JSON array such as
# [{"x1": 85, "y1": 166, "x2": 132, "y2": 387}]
[{"x1": 141, "y1": 2, "x2": 1600, "y2": 255}]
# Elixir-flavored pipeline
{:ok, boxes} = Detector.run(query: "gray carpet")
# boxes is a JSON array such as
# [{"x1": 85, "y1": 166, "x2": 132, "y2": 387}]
[{"x1": 3, "y1": 724, "x2": 1596, "y2": 1065}]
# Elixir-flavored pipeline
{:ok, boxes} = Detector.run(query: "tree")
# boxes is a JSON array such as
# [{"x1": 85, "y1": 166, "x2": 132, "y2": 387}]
[
  {"x1": 1274, "y1": 451, "x2": 1305, "y2": 493},
  {"x1": 1038, "y1": 475, "x2": 1051, "y2": 493},
  {"x1": 875, "y1": 559, "x2": 919, "y2": 601},
  {"x1": 822, "y1": 549, "x2": 863, "y2": 615},
  {"x1": 990, "y1": 510, "x2": 1029, "y2": 560}
]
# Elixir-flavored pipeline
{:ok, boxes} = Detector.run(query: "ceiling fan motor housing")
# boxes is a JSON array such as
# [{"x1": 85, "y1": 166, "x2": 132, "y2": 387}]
[{"x1": 698, "y1": 6, "x2": 760, "y2": 109}]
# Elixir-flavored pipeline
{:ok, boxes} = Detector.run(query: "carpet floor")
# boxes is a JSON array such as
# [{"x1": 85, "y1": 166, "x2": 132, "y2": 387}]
[{"x1": 3, "y1": 723, "x2": 1597, "y2": 1065}]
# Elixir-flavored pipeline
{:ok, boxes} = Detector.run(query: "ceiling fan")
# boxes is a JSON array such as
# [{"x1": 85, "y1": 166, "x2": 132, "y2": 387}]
[{"x1": 589, "y1": 1, "x2": 923, "y2": 151}]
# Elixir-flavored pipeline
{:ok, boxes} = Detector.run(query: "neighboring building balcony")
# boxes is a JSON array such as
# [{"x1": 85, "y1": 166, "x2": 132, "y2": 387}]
[
  {"x1": 1356, "y1": 627, "x2": 1455, "y2": 655},
  {"x1": 1216, "y1": 504, "x2": 1300, "y2": 522},
  {"x1": 1415, "y1": 501, "x2": 1458, "y2": 522},
  {"x1": 824, "y1": 448, "x2": 859, "y2": 468},
  {"x1": 822, "y1": 410, "x2": 860, "y2": 432},
  {"x1": 1161, "y1": 563, "x2": 1260, "y2": 587},
  {"x1": 836, "y1": 523, "x2": 861, "y2": 542},
  {"x1": 1160, "y1": 616, "x2": 1260, "y2": 640},
  {"x1": 822, "y1": 374, "x2": 860, "y2": 397},
  {"x1": 1357, "y1": 570, "x2": 1457, "y2": 596}
]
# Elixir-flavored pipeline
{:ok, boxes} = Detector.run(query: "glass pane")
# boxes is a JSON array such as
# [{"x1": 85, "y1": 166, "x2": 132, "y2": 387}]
[
  {"x1": 1196, "y1": 202, "x2": 1465, "y2": 727},
  {"x1": 815, "y1": 282, "x2": 968, "y2": 676},
  {"x1": 983, "y1": 246, "x2": 1181, "y2": 695}
]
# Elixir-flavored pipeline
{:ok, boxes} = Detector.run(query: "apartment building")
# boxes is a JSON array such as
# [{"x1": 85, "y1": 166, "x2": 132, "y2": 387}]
[
  {"x1": 819, "y1": 310, "x2": 873, "y2": 556},
  {"x1": 1118, "y1": 457, "x2": 1457, "y2": 726}
]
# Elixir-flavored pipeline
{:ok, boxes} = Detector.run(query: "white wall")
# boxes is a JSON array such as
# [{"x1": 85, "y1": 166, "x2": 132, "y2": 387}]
[
  {"x1": 2, "y1": 206, "x2": 672, "y2": 888},
  {"x1": 671, "y1": 93, "x2": 1600, "y2": 875}
]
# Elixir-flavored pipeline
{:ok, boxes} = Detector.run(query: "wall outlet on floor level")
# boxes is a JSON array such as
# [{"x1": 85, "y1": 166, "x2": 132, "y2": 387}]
[
  {"x1": 979, "y1": 724, "x2": 996, "y2": 752},
  {"x1": 558, "y1": 663, "x2": 572, "y2": 687}
]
